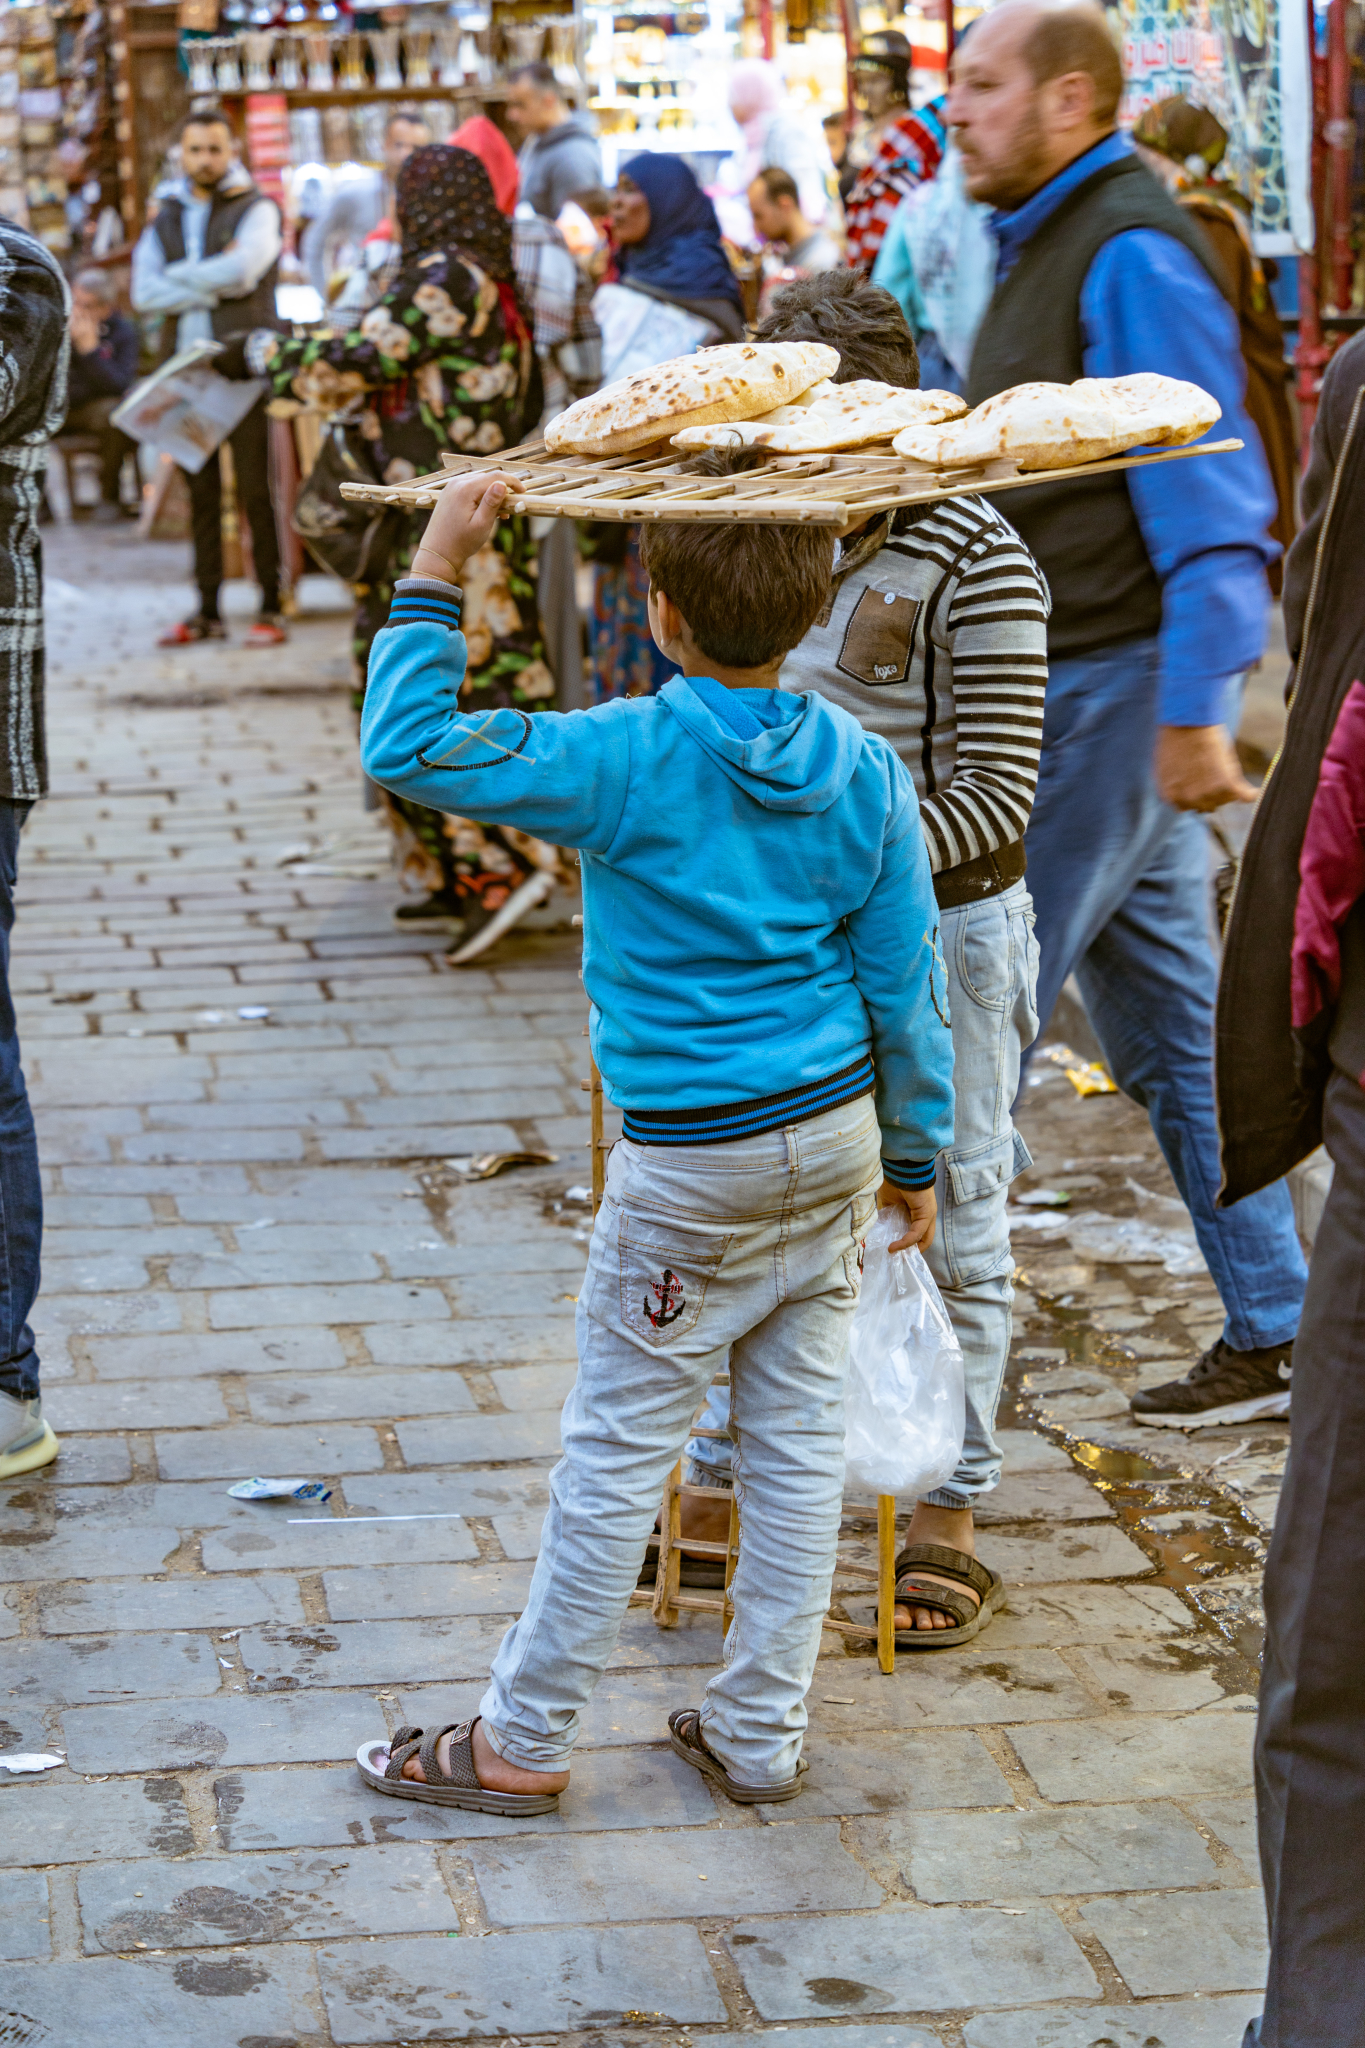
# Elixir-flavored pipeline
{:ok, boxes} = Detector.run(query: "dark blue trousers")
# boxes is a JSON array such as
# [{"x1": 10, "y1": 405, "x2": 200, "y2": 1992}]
[{"x1": 0, "y1": 797, "x2": 41, "y2": 1400}]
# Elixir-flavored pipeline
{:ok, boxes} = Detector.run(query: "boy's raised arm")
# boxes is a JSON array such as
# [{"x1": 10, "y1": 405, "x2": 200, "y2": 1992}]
[
  {"x1": 844, "y1": 761, "x2": 956, "y2": 1189},
  {"x1": 359, "y1": 476, "x2": 630, "y2": 851}
]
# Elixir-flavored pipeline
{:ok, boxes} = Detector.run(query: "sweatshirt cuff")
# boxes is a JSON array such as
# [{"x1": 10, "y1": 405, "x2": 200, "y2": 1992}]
[
  {"x1": 881, "y1": 1154, "x2": 938, "y2": 1192},
  {"x1": 389, "y1": 577, "x2": 463, "y2": 629}
]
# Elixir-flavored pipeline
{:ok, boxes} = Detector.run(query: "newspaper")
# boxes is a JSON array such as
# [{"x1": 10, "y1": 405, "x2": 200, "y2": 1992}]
[{"x1": 111, "y1": 340, "x2": 267, "y2": 475}]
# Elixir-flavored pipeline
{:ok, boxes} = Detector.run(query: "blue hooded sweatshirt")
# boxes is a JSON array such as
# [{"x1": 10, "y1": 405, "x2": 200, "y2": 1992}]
[{"x1": 361, "y1": 578, "x2": 955, "y2": 1188}]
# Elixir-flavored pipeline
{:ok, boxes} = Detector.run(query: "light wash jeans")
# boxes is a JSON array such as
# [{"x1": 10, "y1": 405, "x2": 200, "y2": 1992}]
[
  {"x1": 689, "y1": 882, "x2": 1039, "y2": 1507},
  {"x1": 479, "y1": 1096, "x2": 881, "y2": 1789},
  {"x1": 1023, "y1": 637, "x2": 1306, "y2": 1350}
]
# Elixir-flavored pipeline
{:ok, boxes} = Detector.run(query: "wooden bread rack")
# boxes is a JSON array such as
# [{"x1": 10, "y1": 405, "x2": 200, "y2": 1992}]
[{"x1": 338, "y1": 435, "x2": 1244, "y2": 527}]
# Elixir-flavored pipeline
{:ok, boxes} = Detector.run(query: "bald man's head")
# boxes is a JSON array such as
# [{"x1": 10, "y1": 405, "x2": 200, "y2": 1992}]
[{"x1": 947, "y1": 1, "x2": 1123, "y2": 207}]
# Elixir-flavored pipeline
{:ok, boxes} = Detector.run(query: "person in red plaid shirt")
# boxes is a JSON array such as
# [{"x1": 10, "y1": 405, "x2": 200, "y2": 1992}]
[{"x1": 844, "y1": 32, "x2": 947, "y2": 273}]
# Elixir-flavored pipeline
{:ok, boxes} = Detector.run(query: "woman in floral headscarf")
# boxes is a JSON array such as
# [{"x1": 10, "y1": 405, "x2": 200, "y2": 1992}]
[{"x1": 225, "y1": 145, "x2": 566, "y2": 960}]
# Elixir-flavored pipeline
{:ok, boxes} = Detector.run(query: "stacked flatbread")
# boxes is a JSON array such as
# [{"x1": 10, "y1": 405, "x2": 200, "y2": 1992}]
[
  {"x1": 892, "y1": 374, "x2": 1220, "y2": 471},
  {"x1": 545, "y1": 341, "x2": 840, "y2": 457},
  {"x1": 670, "y1": 380, "x2": 968, "y2": 454}
]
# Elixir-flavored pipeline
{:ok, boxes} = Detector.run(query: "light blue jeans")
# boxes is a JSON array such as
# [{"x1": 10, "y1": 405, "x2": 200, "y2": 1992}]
[
  {"x1": 688, "y1": 882, "x2": 1039, "y2": 1508},
  {"x1": 479, "y1": 1096, "x2": 881, "y2": 1788},
  {"x1": 1024, "y1": 637, "x2": 1306, "y2": 1350}
]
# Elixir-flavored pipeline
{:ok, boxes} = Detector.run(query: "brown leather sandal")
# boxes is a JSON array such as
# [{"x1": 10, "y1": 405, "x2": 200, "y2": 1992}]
[
  {"x1": 355, "y1": 1717, "x2": 561, "y2": 1814},
  {"x1": 893, "y1": 1542, "x2": 1005, "y2": 1650},
  {"x1": 667, "y1": 1706, "x2": 806, "y2": 1806}
]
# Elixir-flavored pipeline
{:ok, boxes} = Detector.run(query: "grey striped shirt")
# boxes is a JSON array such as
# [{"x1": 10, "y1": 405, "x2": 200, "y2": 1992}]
[{"x1": 779, "y1": 495, "x2": 1051, "y2": 873}]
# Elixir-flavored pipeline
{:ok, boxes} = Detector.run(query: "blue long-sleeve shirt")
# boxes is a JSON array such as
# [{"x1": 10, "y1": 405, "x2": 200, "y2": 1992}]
[
  {"x1": 991, "y1": 132, "x2": 1277, "y2": 727},
  {"x1": 361, "y1": 578, "x2": 955, "y2": 1182}
]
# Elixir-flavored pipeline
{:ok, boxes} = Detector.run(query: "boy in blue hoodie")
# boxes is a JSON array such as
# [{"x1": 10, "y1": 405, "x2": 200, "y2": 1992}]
[{"x1": 355, "y1": 466, "x2": 955, "y2": 1816}]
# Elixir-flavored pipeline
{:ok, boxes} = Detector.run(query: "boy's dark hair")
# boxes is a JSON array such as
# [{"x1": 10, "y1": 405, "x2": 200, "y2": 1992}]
[
  {"x1": 638, "y1": 451, "x2": 834, "y2": 670},
  {"x1": 755, "y1": 271, "x2": 920, "y2": 389}
]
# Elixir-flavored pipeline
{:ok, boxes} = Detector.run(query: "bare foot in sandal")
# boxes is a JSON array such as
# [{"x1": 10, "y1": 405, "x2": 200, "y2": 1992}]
[
  {"x1": 401, "y1": 1717, "x2": 570, "y2": 1795},
  {"x1": 895, "y1": 1502, "x2": 980, "y2": 1633}
]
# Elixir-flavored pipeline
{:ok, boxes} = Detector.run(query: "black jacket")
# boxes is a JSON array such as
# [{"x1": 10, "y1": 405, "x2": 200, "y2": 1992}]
[
  {"x1": 1216, "y1": 333, "x2": 1365, "y2": 1201},
  {"x1": 66, "y1": 311, "x2": 139, "y2": 411}
]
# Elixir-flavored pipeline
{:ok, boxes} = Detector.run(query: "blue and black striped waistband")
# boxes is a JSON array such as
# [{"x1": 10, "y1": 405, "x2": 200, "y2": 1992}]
[{"x1": 620, "y1": 1053, "x2": 876, "y2": 1149}]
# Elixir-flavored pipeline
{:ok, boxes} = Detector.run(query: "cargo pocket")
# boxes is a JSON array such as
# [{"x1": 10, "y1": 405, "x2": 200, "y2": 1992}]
[
  {"x1": 617, "y1": 1214, "x2": 730, "y2": 1347},
  {"x1": 942, "y1": 1129, "x2": 1025, "y2": 1288}
]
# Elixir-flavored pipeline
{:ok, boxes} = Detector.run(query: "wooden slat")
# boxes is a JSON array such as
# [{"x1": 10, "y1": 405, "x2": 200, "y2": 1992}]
[{"x1": 338, "y1": 437, "x2": 1243, "y2": 525}]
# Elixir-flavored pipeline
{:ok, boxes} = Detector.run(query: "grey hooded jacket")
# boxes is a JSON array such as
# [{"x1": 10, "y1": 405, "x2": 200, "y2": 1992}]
[{"x1": 518, "y1": 114, "x2": 602, "y2": 219}]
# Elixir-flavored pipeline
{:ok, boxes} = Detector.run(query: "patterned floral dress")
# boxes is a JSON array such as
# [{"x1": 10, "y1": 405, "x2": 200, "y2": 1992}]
[{"x1": 257, "y1": 238, "x2": 567, "y2": 916}]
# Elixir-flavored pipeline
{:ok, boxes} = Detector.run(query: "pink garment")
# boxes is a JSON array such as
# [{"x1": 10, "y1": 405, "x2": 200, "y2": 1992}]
[
  {"x1": 448, "y1": 115, "x2": 520, "y2": 217},
  {"x1": 1291, "y1": 678, "x2": 1365, "y2": 1029},
  {"x1": 726, "y1": 59, "x2": 783, "y2": 190}
]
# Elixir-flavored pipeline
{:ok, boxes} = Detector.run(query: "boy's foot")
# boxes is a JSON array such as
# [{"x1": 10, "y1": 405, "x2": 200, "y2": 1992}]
[
  {"x1": 244, "y1": 614, "x2": 289, "y2": 648},
  {"x1": 158, "y1": 615, "x2": 227, "y2": 647},
  {"x1": 0, "y1": 1391, "x2": 59, "y2": 1479},
  {"x1": 668, "y1": 1707, "x2": 805, "y2": 1805},
  {"x1": 445, "y1": 870, "x2": 555, "y2": 966},
  {"x1": 1130, "y1": 1338, "x2": 1293, "y2": 1429},
  {"x1": 392, "y1": 890, "x2": 467, "y2": 930},
  {"x1": 356, "y1": 1716, "x2": 566, "y2": 1815},
  {"x1": 894, "y1": 1502, "x2": 979, "y2": 1633}
]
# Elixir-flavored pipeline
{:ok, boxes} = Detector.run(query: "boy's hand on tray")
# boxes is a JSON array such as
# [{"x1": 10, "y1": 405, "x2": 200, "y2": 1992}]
[
  {"x1": 411, "y1": 471, "x2": 518, "y2": 585},
  {"x1": 877, "y1": 1184, "x2": 937, "y2": 1254}
]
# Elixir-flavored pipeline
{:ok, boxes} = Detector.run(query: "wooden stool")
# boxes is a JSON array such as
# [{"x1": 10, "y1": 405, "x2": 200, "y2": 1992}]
[{"x1": 576, "y1": 914, "x2": 900, "y2": 1674}]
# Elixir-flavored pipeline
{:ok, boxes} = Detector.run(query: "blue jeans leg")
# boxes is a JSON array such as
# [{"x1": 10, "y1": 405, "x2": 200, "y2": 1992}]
[
  {"x1": 1023, "y1": 639, "x2": 1305, "y2": 1353},
  {"x1": 0, "y1": 799, "x2": 41, "y2": 1401}
]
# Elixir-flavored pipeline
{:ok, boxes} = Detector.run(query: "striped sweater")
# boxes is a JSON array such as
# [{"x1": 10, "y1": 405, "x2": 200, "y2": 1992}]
[{"x1": 779, "y1": 494, "x2": 1051, "y2": 874}]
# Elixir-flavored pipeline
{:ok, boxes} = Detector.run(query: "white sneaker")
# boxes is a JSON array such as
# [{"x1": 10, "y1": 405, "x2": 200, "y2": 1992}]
[
  {"x1": 0, "y1": 1390, "x2": 58, "y2": 1478},
  {"x1": 445, "y1": 870, "x2": 555, "y2": 967}
]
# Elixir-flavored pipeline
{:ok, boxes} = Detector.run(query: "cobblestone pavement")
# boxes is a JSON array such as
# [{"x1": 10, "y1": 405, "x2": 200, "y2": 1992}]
[{"x1": 0, "y1": 530, "x2": 1277, "y2": 2047}]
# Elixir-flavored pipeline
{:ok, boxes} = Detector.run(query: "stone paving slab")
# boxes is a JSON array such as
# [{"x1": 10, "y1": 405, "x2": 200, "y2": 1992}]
[
  {"x1": 59, "y1": 1688, "x2": 388, "y2": 1774},
  {"x1": 323, "y1": 1561, "x2": 535, "y2": 1620},
  {"x1": 216, "y1": 1746, "x2": 716, "y2": 1850},
  {"x1": 724, "y1": 1903, "x2": 1102, "y2": 2016},
  {"x1": 77, "y1": 1843, "x2": 458, "y2": 1952},
  {"x1": 5, "y1": 1630, "x2": 224, "y2": 1706},
  {"x1": 0, "y1": 1776, "x2": 196, "y2": 1867},
  {"x1": 242, "y1": 1369, "x2": 479, "y2": 1424},
  {"x1": 0, "y1": 1950, "x2": 321, "y2": 2045},
  {"x1": 468, "y1": 1821, "x2": 884, "y2": 1924},
  {"x1": 1079, "y1": 1888, "x2": 1268, "y2": 1995},
  {"x1": 872, "y1": 1800, "x2": 1225, "y2": 1901},
  {"x1": 153, "y1": 1421, "x2": 388, "y2": 1481},
  {"x1": 81, "y1": 1327, "x2": 350, "y2": 1377},
  {"x1": 394, "y1": 1409, "x2": 567, "y2": 1467},
  {"x1": 1190, "y1": 1794, "x2": 1259, "y2": 1873},
  {"x1": 42, "y1": 1379, "x2": 230, "y2": 1433},
  {"x1": 316, "y1": 1924, "x2": 728, "y2": 2041},
  {"x1": 962, "y1": 1998, "x2": 1264, "y2": 2047},
  {"x1": 0, "y1": 1871, "x2": 49, "y2": 1960},
  {"x1": 1, "y1": 1524, "x2": 185, "y2": 1583},
  {"x1": 201, "y1": 1513, "x2": 479, "y2": 1573},
  {"x1": 37, "y1": 1573, "x2": 306, "y2": 1634},
  {"x1": 1010, "y1": 1714, "x2": 1256, "y2": 1804},
  {"x1": 770, "y1": 1728, "x2": 1014, "y2": 1817}
]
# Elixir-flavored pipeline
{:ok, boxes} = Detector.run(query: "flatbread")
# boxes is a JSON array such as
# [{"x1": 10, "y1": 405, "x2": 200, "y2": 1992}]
[
  {"x1": 892, "y1": 374, "x2": 1221, "y2": 472},
  {"x1": 670, "y1": 381, "x2": 968, "y2": 454},
  {"x1": 544, "y1": 341, "x2": 840, "y2": 458}
]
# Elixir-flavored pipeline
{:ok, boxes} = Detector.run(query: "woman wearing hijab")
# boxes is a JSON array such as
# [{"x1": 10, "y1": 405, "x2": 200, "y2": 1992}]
[
  {"x1": 222, "y1": 144, "x2": 566, "y2": 960},
  {"x1": 586, "y1": 154, "x2": 745, "y2": 701}
]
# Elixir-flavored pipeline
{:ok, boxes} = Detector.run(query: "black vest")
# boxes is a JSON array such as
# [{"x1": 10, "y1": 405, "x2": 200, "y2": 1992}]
[
  {"x1": 966, "y1": 153, "x2": 1228, "y2": 658},
  {"x1": 154, "y1": 183, "x2": 283, "y2": 341}
]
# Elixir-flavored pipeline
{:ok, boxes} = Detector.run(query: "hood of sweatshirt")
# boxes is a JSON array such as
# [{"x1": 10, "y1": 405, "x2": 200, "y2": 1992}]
[
  {"x1": 527, "y1": 113, "x2": 599, "y2": 157},
  {"x1": 157, "y1": 162, "x2": 259, "y2": 208},
  {"x1": 660, "y1": 676, "x2": 864, "y2": 814}
]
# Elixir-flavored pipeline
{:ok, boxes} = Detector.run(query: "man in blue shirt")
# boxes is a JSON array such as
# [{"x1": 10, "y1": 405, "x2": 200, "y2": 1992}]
[{"x1": 949, "y1": 0, "x2": 1306, "y2": 1427}]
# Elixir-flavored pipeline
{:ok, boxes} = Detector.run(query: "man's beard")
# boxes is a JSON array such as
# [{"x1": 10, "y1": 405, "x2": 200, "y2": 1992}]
[{"x1": 960, "y1": 99, "x2": 1054, "y2": 209}]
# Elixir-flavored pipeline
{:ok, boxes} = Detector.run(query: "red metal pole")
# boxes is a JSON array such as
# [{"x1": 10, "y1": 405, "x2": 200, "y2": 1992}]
[
  {"x1": 842, "y1": 0, "x2": 860, "y2": 116},
  {"x1": 1325, "y1": 0, "x2": 1353, "y2": 310},
  {"x1": 944, "y1": 0, "x2": 955, "y2": 68},
  {"x1": 758, "y1": 0, "x2": 774, "y2": 60},
  {"x1": 1295, "y1": 0, "x2": 1330, "y2": 461}
]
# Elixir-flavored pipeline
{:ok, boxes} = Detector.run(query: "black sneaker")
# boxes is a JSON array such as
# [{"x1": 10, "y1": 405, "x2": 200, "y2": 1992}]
[
  {"x1": 1130, "y1": 1338, "x2": 1292, "y2": 1429},
  {"x1": 392, "y1": 891, "x2": 466, "y2": 930}
]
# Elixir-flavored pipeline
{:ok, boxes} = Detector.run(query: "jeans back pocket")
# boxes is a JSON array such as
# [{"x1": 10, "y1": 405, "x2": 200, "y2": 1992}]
[{"x1": 617, "y1": 1214, "x2": 730, "y2": 1348}]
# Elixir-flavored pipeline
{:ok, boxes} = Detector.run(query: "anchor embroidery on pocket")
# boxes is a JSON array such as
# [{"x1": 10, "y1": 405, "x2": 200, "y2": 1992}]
[{"x1": 644, "y1": 1268, "x2": 686, "y2": 1328}]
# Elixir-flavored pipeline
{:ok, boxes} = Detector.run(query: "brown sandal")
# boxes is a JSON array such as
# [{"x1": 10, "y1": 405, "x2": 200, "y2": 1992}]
[
  {"x1": 893, "y1": 1542, "x2": 1005, "y2": 1650},
  {"x1": 355, "y1": 1717, "x2": 561, "y2": 1815},
  {"x1": 667, "y1": 1706, "x2": 806, "y2": 1806}
]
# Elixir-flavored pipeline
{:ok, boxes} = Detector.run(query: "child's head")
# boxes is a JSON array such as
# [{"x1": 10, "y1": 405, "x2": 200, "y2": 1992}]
[
  {"x1": 755, "y1": 270, "x2": 920, "y2": 390},
  {"x1": 639, "y1": 451, "x2": 834, "y2": 674}
]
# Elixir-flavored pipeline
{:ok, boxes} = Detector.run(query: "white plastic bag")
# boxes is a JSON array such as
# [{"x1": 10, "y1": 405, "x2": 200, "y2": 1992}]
[{"x1": 843, "y1": 1208, "x2": 965, "y2": 1498}]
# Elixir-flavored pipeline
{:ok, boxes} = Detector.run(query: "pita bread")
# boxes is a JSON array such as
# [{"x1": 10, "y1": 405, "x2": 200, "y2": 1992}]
[
  {"x1": 544, "y1": 341, "x2": 840, "y2": 457},
  {"x1": 670, "y1": 381, "x2": 968, "y2": 454},
  {"x1": 893, "y1": 375, "x2": 1221, "y2": 472}
]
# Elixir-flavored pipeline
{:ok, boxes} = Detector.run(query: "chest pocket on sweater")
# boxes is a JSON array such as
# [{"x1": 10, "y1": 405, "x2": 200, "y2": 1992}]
[{"x1": 836, "y1": 587, "x2": 922, "y2": 687}]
